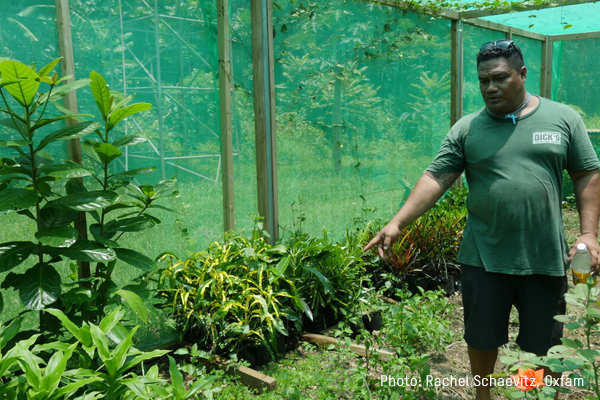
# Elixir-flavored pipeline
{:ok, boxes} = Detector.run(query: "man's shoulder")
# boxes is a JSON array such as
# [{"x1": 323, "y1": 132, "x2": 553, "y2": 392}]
[
  {"x1": 537, "y1": 96, "x2": 581, "y2": 117},
  {"x1": 455, "y1": 107, "x2": 487, "y2": 126}
]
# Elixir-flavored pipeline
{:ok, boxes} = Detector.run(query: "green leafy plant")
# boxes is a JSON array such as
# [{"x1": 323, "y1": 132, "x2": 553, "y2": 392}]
[
  {"x1": 285, "y1": 227, "x2": 369, "y2": 325},
  {"x1": 0, "y1": 58, "x2": 177, "y2": 328},
  {"x1": 0, "y1": 307, "x2": 220, "y2": 400},
  {"x1": 153, "y1": 232, "x2": 312, "y2": 359}
]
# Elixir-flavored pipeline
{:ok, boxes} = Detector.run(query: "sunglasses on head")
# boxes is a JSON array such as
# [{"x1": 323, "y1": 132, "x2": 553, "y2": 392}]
[{"x1": 479, "y1": 39, "x2": 516, "y2": 52}]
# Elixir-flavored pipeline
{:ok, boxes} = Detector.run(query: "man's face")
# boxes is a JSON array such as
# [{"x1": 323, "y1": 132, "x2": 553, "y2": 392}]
[{"x1": 478, "y1": 57, "x2": 527, "y2": 115}]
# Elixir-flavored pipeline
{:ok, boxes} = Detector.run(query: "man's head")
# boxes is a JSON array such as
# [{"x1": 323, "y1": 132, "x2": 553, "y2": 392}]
[
  {"x1": 477, "y1": 40, "x2": 524, "y2": 70},
  {"x1": 477, "y1": 40, "x2": 528, "y2": 115}
]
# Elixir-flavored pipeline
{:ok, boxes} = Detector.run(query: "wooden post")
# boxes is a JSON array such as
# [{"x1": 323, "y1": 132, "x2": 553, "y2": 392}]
[
  {"x1": 251, "y1": 0, "x2": 279, "y2": 242},
  {"x1": 55, "y1": 0, "x2": 90, "y2": 284},
  {"x1": 450, "y1": 20, "x2": 463, "y2": 126},
  {"x1": 540, "y1": 36, "x2": 553, "y2": 98},
  {"x1": 332, "y1": 77, "x2": 342, "y2": 173},
  {"x1": 450, "y1": 20, "x2": 463, "y2": 188},
  {"x1": 218, "y1": 0, "x2": 235, "y2": 233}
]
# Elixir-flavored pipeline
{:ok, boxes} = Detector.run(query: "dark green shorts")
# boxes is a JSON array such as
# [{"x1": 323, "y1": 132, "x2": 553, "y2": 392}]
[{"x1": 461, "y1": 264, "x2": 568, "y2": 354}]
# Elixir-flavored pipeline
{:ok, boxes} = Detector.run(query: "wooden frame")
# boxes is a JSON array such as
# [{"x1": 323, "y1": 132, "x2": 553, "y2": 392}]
[
  {"x1": 218, "y1": 0, "x2": 235, "y2": 233},
  {"x1": 55, "y1": 0, "x2": 90, "y2": 284},
  {"x1": 251, "y1": 0, "x2": 279, "y2": 242},
  {"x1": 52, "y1": 0, "x2": 600, "y2": 242}
]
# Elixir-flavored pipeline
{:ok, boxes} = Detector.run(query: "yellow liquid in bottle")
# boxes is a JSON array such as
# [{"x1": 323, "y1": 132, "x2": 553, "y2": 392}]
[{"x1": 572, "y1": 268, "x2": 597, "y2": 285}]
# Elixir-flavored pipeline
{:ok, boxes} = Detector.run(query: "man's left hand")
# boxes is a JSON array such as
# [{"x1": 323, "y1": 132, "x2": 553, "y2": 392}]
[{"x1": 569, "y1": 233, "x2": 600, "y2": 275}]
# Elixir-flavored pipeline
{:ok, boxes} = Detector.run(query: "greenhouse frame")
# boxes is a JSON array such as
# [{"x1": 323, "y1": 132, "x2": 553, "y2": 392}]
[{"x1": 1, "y1": 0, "x2": 599, "y2": 247}]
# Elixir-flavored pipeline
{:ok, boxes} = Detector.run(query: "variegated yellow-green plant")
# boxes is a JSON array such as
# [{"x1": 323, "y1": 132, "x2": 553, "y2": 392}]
[{"x1": 154, "y1": 232, "x2": 312, "y2": 357}]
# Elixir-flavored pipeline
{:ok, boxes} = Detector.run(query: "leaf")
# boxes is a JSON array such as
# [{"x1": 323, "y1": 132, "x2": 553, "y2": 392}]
[
  {"x1": 0, "y1": 60, "x2": 40, "y2": 106},
  {"x1": 302, "y1": 265, "x2": 333, "y2": 293},
  {"x1": 37, "y1": 58, "x2": 61, "y2": 78},
  {"x1": 0, "y1": 241, "x2": 36, "y2": 272},
  {"x1": 586, "y1": 306, "x2": 600, "y2": 321},
  {"x1": 112, "y1": 133, "x2": 149, "y2": 147},
  {"x1": 114, "y1": 248, "x2": 156, "y2": 270},
  {"x1": 168, "y1": 355, "x2": 186, "y2": 399},
  {"x1": 37, "y1": 78, "x2": 91, "y2": 104},
  {"x1": 103, "y1": 214, "x2": 159, "y2": 234},
  {"x1": 0, "y1": 188, "x2": 38, "y2": 211},
  {"x1": 0, "y1": 317, "x2": 22, "y2": 348},
  {"x1": 0, "y1": 140, "x2": 33, "y2": 147},
  {"x1": 562, "y1": 357, "x2": 585, "y2": 369},
  {"x1": 46, "y1": 241, "x2": 116, "y2": 262},
  {"x1": 38, "y1": 162, "x2": 93, "y2": 179},
  {"x1": 115, "y1": 289, "x2": 148, "y2": 323},
  {"x1": 99, "y1": 307, "x2": 127, "y2": 335},
  {"x1": 553, "y1": 315, "x2": 572, "y2": 323},
  {"x1": 107, "y1": 103, "x2": 152, "y2": 131},
  {"x1": 82, "y1": 139, "x2": 103, "y2": 163},
  {"x1": 44, "y1": 308, "x2": 81, "y2": 341},
  {"x1": 36, "y1": 121, "x2": 101, "y2": 151},
  {"x1": 50, "y1": 190, "x2": 118, "y2": 211},
  {"x1": 39, "y1": 206, "x2": 79, "y2": 230},
  {"x1": 89, "y1": 71, "x2": 111, "y2": 120},
  {"x1": 92, "y1": 142, "x2": 122, "y2": 164},
  {"x1": 19, "y1": 263, "x2": 61, "y2": 310},
  {"x1": 35, "y1": 226, "x2": 78, "y2": 247},
  {"x1": 89, "y1": 323, "x2": 111, "y2": 362},
  {"x1": 565, "y1": 322, "x2": 581, "y2": 330}
]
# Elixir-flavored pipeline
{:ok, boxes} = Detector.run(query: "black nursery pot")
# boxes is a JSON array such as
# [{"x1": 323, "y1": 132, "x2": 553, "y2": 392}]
[{"x1": 362, "y1": 311, "x2": 384, "y2": 332}]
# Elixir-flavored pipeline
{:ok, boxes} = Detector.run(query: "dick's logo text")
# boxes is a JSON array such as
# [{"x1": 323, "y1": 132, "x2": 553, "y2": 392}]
[{"x1": 533, "y1": 132, "x2": 561, "y2": 145}]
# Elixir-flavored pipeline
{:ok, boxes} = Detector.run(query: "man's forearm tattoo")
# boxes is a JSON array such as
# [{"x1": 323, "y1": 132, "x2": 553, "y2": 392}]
[{"x1": 427, "y1": 171, "x2": 459, "y2": 189}]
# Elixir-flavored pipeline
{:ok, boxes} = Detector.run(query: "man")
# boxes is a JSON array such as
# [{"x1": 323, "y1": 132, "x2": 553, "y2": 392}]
[{"x1": 364, "y1": 40, "x2": 600, "y2": 400}]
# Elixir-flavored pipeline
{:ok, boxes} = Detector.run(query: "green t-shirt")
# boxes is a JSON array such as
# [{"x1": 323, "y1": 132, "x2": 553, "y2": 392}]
[{"x1": 427, "y1": 96, "x2": 600, "y2": 276}]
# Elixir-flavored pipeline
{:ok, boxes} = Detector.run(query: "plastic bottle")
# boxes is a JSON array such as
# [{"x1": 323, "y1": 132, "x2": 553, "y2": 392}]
[{"x1": 571, "y1": 243, "x2": 596, "y2": 285}]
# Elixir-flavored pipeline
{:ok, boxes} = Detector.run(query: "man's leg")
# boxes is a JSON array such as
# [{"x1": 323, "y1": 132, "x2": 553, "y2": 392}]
[
  {"x1": 468, "y1": 346, "x2": 498, "y2": 400},
  {"x1": 515, "y1": 274, "x2": 568, "y2": 400}
]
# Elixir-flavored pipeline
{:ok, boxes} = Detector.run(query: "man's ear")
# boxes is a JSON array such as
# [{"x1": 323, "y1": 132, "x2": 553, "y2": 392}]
[{"x1": 520, "y1": 66, "x2": 528, "y2": 81}]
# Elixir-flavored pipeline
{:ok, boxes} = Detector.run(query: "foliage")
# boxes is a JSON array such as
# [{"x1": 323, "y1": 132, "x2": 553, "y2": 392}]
[
  {"x1": 153, "y1": 231, "x2": 312, "y2": 358},
  {"x1": 381, "y1": 285, "x2": 455, "y2": 354},
  {"x1": 153, "y1": 226, "x2": 370, "y2": 359},
  {"x1": 365, "y1": 186, "x2": 467, "y2": 294},
  {"x1": 284, "y1": 227, "x2": 369, "y2": 323},
  {"x1": 499, "y1": 280, "x2": 600, "y2": 399},
  {"x1": 0, "y1": 307, "x2": 219, "y2": 399},
  {"x1": 0, "y1": 58, "x2": 177, "y2": 329},
  {"x1": 213, "y1": 286, "x2": 456, "y2": 399}
]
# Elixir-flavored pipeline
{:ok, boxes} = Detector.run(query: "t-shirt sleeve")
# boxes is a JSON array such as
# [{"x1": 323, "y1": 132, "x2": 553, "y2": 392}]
[
  {"x1": 566, "y1": 114, "x2": 600, "y2": 172},
  {"x1": 427, "y1": 123, "x2": 467, "y2": 174}
]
